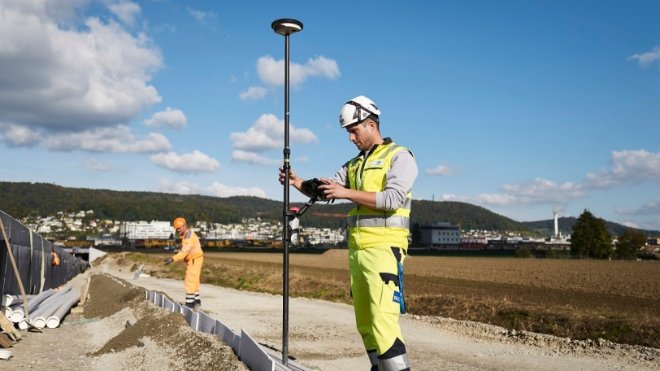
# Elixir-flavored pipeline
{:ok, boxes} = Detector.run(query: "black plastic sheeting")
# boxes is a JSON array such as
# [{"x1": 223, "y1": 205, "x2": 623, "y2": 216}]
[{"x1": 0, "y1": 211, "x2": 89, "y2": 297}]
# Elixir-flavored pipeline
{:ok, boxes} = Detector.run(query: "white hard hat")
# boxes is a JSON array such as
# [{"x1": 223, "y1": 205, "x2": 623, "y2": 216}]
[{"x1": 338, "y1": 95, "x2": 381, "y2": 128}]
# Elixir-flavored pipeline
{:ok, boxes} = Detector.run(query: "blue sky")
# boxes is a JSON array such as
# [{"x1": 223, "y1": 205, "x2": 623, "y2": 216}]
[{"x1": 1, "y1": 0, "x2": 659, "y2": 231}]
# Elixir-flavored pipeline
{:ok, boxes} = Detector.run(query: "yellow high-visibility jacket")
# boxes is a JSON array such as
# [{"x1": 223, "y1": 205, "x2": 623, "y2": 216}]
[{"x1": 346, "y1": 141, "x2": 412, "y2": 250}]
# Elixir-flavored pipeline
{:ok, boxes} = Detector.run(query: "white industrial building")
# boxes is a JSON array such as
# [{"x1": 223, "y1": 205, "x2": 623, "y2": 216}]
[
  {"x1": 119, "y1": 221, "x2": 173, "y2": 240},
  {"x1": 420, "y1": 222, "x2": 461, "y2": 248}
]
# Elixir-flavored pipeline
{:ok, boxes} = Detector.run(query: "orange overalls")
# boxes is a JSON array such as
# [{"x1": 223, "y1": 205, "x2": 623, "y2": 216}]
[{"x1": 172, "y1": 228, "x2": 204, "y2": 306}]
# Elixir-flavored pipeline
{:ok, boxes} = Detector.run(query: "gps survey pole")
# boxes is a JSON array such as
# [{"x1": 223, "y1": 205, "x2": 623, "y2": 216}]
[{"x1": 271, "y1": 18, "x2": 303, "y2": 366}]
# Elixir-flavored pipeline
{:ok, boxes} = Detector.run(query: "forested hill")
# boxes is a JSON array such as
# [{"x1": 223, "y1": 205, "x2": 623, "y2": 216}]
[
  {"x1": 0, "y1": 181, "x2": 279, "y2": 224},
  {"x1": 0, "y1": 181, "x2": 528, "y2": 231},
  {"x1": 1, "y1": 181, "x2": 656, "y2": 235}
]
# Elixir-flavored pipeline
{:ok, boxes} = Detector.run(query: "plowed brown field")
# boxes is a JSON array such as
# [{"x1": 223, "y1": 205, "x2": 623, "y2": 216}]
[{"x1": 120, "y1": 249, "x2": 660, "y2": 348}]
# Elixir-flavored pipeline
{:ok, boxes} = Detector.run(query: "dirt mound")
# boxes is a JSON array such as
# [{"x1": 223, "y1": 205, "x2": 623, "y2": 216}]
[
  {"x1": 93, "y1": 307, "x2": 185, "y2": 355},
  {"x1": 84, "y1": 274, "x2": 246, "y2": 370},
  {"x1": 92, "y1": 303, "x2": 242, "y2": 370},
  {"x1": 84, "y1": 274, "x2": 145, "y2": 319},
  {"x1": 6, "y1": 271, "x2": 246, "y2": 370}
]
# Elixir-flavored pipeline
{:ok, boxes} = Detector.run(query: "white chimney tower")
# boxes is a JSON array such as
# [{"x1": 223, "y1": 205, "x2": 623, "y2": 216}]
[{"x1": 552, "y1": 208, "x2": 559, "y2": 238}]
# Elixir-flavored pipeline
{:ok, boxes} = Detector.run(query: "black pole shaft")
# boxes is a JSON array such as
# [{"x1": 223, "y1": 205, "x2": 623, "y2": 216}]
[{"x1": 282, "y1": 32, "x2": 291, "y2": 366}]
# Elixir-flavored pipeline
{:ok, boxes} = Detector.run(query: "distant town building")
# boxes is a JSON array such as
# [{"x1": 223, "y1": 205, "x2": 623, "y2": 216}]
[
  {"x1": 120, "y1": 221, "x2": 172, "y2": 240},
  {"x1": 420, "y1": 222, "x2": 461, "y2": 248}
]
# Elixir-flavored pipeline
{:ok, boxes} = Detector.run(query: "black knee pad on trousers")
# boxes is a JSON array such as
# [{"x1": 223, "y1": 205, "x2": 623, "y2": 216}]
[{"x1": 379, "y1": 338, "x2": 407, "y2": 359}]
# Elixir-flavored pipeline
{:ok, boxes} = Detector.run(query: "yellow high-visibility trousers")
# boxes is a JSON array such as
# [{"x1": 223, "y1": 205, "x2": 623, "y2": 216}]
[
  {"x1": 184, "y1": 256, "x2": 203, "y2": 294},
  {"x1": 349, "y1": 246, "x2": 405, "y2": 356}
]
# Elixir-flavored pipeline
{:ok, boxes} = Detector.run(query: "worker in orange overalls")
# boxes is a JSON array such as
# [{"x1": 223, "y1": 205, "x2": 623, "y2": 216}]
[
  {"x1": 51, "y1": 249, "x2": 60, "y2": 266},
  {"x1": 163, "y1": 217, "x2": 204, "y2": 309}
]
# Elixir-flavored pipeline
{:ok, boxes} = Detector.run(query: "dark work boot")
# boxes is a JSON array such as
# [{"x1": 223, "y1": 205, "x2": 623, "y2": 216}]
[{"x1": 194, "y1": 299, "x2": 201, "y2": 309}]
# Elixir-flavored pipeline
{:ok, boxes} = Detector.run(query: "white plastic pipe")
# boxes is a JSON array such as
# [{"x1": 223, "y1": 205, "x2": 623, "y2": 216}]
[
  {"x1": 2, "y1": 294, "x2": 21, "y2": 307},
  {"x1": 9, "y1": 306, "x2": 24, "y2": 323},
  {"x1": 33, "y1": 291, "x2": 75, "y2": 328},
  {"x1": 30, "y1": 287, "x2": 73, "y2": 329},
  {"x1": 11, "y1": 289, "x2": 56, "y2": 322},
  {"x1": 46, "y1": 290, "x2": 80, "y2": 329},
  {"x1": 30, "y1": 287, "x2": 71, "y2": 317}
]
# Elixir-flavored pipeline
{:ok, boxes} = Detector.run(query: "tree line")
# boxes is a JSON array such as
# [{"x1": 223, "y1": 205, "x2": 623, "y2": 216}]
[{"x1": 571, "y1": 210, "x2": 649, "y2": 260}]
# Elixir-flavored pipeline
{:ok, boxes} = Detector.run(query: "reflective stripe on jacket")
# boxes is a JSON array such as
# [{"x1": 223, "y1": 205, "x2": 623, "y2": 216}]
[{"x1": 346, "y1": 142, "x2": 412, "y2": 250}]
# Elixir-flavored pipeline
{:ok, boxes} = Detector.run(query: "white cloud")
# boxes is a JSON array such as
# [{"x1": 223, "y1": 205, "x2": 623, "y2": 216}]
[
  {"x1": 229, "y1": 112, "x2": 317, "y2": 164},
  {"x1": 186, "y1": 7, "x2": 216, "y2": 25},
  {"x1": 620, "y1": 221, "x2": 641, "y2": 229},
  {"x1": 83, "y1": 158, "x2": 113, "y2": 172},
  {"x1": 295, "y1": 155, "x2": 310, "y2": 163},
  {"x1": 144, "y1": 107, "x2": 187, "y2": 129},
  {"x1": 425, "y1": 164, "x2": 452, "y2": 176},
  {"x1": 231, "y1": 150, "x2": 278, "y2": 166},
  {"x1": 628, "y1": 46, "x2": 660, "y2": 67},
  {"x1": 0, "y1": 1, "x2": 162, "y2": 131},
  {"x1": 43, "y1": 126, "x2": 170, "y2": 152},
  {"x1": 108, "y1": 1, "x2": 141, "y2": 26},
  {"x1": 442, "y1": 150, "x2": 660, "y2": 215},
  {"x1": 230, "y1": 113, "x2": 317, "y2": 154},
  {"x1": 619, "y1": 219, "x2": 660, "y2": 232},
  {"x1": 460, "y1": 150, "x2": 659, "y2": 208},
  {"x1": 616, "y1": 197, "x2": 660, "y2": 216},
  {"x1": 471, "y1": 193, "x2": 518, "y2": 206},
  {"x1": 464, "y1": 178, "x2": 584, "y2": 207},
  {"x1": 585, "y1": 150, "x2": 660, "y2": 189},
  {"x1": 257, "y1": 55, "x2": 340, "y2": 87},
  {"x1": 499, "y1": 178, "x2": 584, "y2": 204},
  {"x1": 0, "y1": 123, "x2": 41, "y2": 146},
  {"x1": 150, "y1": 150, "x2": 220, "y2": 173},
  {"x1": 157, "y1": 179, "x2": 266, "y2": 198},
  {"x1": 434, "y1": 193, "x2": 471, "y2": 203},
  {"x1": 239, "y1": 86, "x2": 268, "y2": 101},
  {"x1": 207, "y1": 182, "x2": 267, "y2": 198}
]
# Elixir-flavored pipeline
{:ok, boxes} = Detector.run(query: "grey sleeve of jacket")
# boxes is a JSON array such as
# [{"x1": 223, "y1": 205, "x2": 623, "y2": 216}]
[
  {"x1": 330, "y1": 164, "x2": 349, "y2": 187},
  {"x1": 376, "y1": 150, "x2": 418, "y2": 211}
]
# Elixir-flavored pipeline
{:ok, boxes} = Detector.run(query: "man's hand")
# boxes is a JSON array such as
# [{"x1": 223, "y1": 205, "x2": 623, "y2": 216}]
[
  {"x1": 279, "y1": 167, "x2": 303, "y2": 190},
  {"x1": 316, "y1": 178, "x2": 345, "y2": 200},
  {"x1": 319, "y1": 177, "x2": 378, "y2": 208},
  {"x1": 163, "y1": 257, "x2": 173, "y2": 265}
]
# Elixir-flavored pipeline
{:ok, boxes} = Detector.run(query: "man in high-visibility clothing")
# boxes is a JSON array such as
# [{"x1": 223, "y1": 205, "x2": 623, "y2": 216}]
[
  {"x1": 280, "y1": 95, "x2": 418, "y2": 371},
  {"x1": 163, "y1": 217, "x2": 204, "y2": 309}
]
